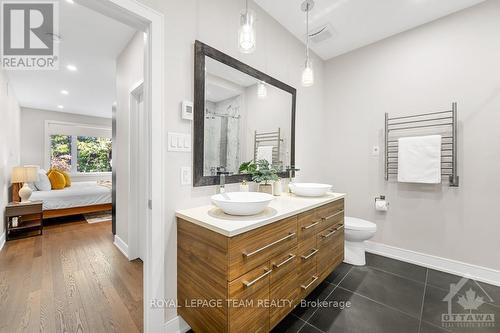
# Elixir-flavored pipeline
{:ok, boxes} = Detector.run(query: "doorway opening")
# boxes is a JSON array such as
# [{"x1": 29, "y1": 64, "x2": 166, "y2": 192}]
[{"x1": 0, "y1": 0, "x2": 165, "y2": 331}]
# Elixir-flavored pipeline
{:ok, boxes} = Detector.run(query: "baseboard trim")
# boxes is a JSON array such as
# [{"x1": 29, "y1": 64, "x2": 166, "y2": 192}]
[
  {"x1": 0, "y1": 231, "x2": 5, "y2": 252},
  {"x1": 164, "y1": 315, "x2": 190, "y2": 333},
  {"x1": 365, "y1": 241, "x2": 500, "y2": 287},
  {"x1": 113, "y1": 235, "x2": 129, "y2": 259}
]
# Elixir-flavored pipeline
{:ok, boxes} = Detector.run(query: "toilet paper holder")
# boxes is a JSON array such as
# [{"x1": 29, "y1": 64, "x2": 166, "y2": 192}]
[{"x1": 375, "y1": 195, "x2": 389, "y2": 210}]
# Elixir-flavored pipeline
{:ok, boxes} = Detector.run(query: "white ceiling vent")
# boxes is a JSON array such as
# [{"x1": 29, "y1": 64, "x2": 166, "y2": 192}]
[{"x1": 308, "y1": 23, "x2": 336, "y2": 44}]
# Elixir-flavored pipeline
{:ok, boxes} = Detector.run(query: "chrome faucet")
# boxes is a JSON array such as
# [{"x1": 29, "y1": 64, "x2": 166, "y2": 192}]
[
  {"x1": 286, "y1": 166, "x2": 300, "y2": 193},
  {"x1": 217, "y1": 171, "x2": 230, "y2": 194}
]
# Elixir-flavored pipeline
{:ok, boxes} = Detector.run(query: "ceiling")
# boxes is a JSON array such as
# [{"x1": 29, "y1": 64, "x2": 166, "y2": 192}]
[
  {"x1": 206, "y1": 57, "x2": 258, "y2": 103},
  {"x1": 7, "y1": 1, "x2": 136, "y2": 118},
  {"x1": 254, "y1": 0, "x2": 486, "y2": 60}
]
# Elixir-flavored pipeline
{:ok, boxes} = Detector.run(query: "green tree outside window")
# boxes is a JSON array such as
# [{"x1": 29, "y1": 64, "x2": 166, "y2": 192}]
[{"x1": 50, "y1": 134, "x2": 112, "y2": 173}]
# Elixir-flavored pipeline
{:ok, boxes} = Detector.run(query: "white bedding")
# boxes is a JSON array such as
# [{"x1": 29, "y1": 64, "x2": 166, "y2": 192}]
[{"x1": 30, "y1": 181, "x2": 112, "y2": 210}]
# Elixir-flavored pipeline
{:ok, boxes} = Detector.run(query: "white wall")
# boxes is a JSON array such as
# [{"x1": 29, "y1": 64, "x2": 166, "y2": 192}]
[
  {"x1": 0, "y1": 70, "x2": 21, "y2": 245},
  {"x1": 137, "y1": 0, "x2": 327, "y2": 321},
  {"x1": 115, "y1": 31, "x2": 144, "y2": 246},
  {"x1": 245, "y1": 83, "x2": 292, "y2": 168},
  {"x1": 324, "y1": 1, "x2": 500, "y2": 270},
  {"x1": 20, "y1": 107, "x2": 111, "y2": 182}
]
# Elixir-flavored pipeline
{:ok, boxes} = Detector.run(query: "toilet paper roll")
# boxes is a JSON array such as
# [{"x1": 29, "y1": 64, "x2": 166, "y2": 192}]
[{"x1": 375, "y1": 199, "x2": 388, "y2": 211}]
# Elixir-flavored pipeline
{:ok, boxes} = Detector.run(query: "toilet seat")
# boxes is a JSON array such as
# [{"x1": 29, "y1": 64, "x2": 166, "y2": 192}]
[{"x1": 344, "y1": 217, "x2": 377, "y2": 232}]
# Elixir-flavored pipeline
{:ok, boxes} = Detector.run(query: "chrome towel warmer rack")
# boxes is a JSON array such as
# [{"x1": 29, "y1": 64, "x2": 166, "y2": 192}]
[
  {"x1": 384, "y1": 102, "x2": 459, "y2": 187},
  {"x1": 254, "y1": 128, "x2": 283, "y2": 168}
]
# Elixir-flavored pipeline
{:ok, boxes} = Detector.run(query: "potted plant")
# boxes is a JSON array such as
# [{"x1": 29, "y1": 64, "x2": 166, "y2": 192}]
[
  {"x1": 238, "y1": 160, "x2": 256, "y2": 175},
  {"x1": 250, "y1": 160, "x2": 279, "y2": 195}
]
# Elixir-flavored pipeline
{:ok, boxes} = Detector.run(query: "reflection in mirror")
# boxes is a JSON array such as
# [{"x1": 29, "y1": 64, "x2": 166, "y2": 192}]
[{"x1": 203, "y1": 57, "x2": 292, "y2": 177}]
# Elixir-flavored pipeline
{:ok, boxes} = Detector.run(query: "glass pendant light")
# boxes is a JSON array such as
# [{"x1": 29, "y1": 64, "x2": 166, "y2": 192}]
[
  {"x1": 301, "y1": 0, "x2": 314, "y2": 87},
  {"x1": 239, "y1": 0, "x2": 256, "y2": 54},
  {"x1": 302, "y1": 59, "x2": 314, "y2": 87},
  {"x1": 257, "y1": 81, "x2": 267, "y2": 99}
]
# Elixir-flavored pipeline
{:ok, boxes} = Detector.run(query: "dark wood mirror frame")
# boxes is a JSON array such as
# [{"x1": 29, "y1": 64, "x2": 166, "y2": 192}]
[{"x1": 193, "y1": 40, "x2": 296, "y2": 187}]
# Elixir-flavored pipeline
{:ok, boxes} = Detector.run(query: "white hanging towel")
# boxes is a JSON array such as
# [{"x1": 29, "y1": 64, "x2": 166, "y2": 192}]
[
  {"x1": 397, "y1": 135, "x2": 442, "y2": 184},
  {"x1": 257, "y1": 146, "x2": 274, "y2": 164}
]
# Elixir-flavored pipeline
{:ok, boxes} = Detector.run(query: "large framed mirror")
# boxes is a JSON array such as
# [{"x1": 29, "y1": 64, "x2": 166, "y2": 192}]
[{"x1": 193, "y1": 40, "x2": 296, "y2": 187}]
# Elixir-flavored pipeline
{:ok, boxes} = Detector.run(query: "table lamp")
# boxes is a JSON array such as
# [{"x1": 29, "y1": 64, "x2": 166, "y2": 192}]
[{"x1": 11, "y1": 166, "x2": 39, "y2": 202}]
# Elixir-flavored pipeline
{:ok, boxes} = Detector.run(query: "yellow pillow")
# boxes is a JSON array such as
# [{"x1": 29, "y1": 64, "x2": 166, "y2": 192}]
[
  {"x1": 59, "y1": 170, "x2": 71, "y2": 187},
  {"x1": 47, "y1": 170, "x2": 66, "y2": 190},
  {"x1": 49, "y1": 169, "x2": 71, "y2": 187}
]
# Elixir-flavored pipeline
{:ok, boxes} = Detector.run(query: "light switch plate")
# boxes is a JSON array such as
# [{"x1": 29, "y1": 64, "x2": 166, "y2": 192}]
[
  {"x1": 181, "y1": 167, "x2": 191, "y2": 185},
  {"x1": 168, "y1": 132, "x2": 191, "y2": 152}
]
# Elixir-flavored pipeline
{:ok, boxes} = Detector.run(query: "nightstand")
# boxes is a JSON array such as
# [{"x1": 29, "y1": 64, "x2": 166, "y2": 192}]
[{"x1": 5, "y1": 201, "x2": 43, "y2": 240}]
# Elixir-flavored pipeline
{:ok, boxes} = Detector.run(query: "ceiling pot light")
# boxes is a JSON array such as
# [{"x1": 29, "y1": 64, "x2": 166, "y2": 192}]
[
  {"x1": 60, "y1": 90, "x2": 69, "y2": 95},
  {"x1": 57, "y1": 105, "x2": 64, "y2": 109},
  {"x1": 238, "y1": 0, "x2": 256, "y2": 54},
  {"x1": 257, "y1": 81, "x2": 267, "y2": 99},
  {"x1": 301, "y1": 0, "x2": 315, "y2": 87},
  {"x1": 66, "y1": 0, "x2": 74, "y2": 4},
  {"x1": 66, "y1": 64, "x2": 77, "y2": 71}
]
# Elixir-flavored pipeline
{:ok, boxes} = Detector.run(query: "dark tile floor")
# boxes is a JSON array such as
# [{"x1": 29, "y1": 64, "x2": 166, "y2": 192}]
[{"x1": 272, "y1": 253, "x2": 500, "y2": 333}]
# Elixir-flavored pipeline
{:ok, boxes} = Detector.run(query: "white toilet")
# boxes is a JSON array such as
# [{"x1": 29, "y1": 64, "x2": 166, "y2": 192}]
[{"x1": 344, "y1": 217, "x2": 377, "y2": 266}]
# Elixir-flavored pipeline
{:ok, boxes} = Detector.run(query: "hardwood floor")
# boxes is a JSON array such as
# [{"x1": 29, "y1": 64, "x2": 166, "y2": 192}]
[{"x1": 0, "y1": 217, "x2": 143, "y2": 333}]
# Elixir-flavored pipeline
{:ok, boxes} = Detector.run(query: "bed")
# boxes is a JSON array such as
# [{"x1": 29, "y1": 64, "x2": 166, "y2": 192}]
[{"x1": 27, "y1": 181, "x2": 112, "y2": 219}]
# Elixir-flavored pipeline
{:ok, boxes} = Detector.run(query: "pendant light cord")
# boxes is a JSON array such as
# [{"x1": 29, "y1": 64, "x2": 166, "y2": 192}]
[{"x1": 305, "y1": 3, "x2": 310, "y2": 65}]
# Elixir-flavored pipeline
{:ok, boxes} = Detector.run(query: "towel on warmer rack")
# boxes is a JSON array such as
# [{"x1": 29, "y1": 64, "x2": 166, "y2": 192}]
[
  {"x1": 257, "y1": 146, "x2": 274, "y2": 164},
  {"x1": 397, "y1": 135, "x2": 442, "y2": 184}
]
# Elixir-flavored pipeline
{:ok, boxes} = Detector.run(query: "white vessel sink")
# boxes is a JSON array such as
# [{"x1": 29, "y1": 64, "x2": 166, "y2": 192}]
[
  {"x1": 289, "y1": 183, "x2": 332, "y2": 197},
  {"x1": 211, "y1": 192, "x2": 275, "y2": 216}
]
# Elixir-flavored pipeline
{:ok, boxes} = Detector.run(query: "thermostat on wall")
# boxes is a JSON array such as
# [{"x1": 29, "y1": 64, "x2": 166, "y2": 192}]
[{"x1": 181, "y1": 100, "x2": 193, "y2": 120}]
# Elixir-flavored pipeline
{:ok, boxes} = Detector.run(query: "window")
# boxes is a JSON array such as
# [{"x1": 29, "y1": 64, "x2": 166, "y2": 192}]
[
  {"x1": 47, "y1": 121, "x2": 112, "y2": 174},
  {"x1": 77, "y1": 136, "x2": 112, "y2": 172},
  {"x1": 50, "y1": 135, "x2": 72, "y2": 171},
  {"x1": 50, "y1": 135, "x2": 112, "y2": 173}
]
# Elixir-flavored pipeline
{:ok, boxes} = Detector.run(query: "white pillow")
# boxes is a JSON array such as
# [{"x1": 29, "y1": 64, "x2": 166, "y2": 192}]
[{"x1": 34, "y1": 169, "x2": 51, "y2": 191}]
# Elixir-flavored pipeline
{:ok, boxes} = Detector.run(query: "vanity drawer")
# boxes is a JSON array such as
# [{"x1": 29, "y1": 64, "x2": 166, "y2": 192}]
[
  {"x1": 299, "y1": 263, "x2": 319, "y2": 299},
  {"x1": 297, "y1": 210, "x2": 322, "y2": 241},
  {"x1": 317, "y1": 199, "x2": 344, "y2": 218},
  {"x1": 228, "y1": 263, "x2": 270, "y2": 333},
  {"x1": 298, "y1": 235, "x2": 319, "y2": 297},
  {"x1": 270, "y1": 247, "x2": 298, "y2": 283},
  {"x1": 318, "y1": 246, "x2": 344, "y2": 282},
  {"x1": 298, "y1": 234, "x2": 317, "y2": 259},
  {"x1": 228, "y1": 216, "x2": 298, "y2": 281},
  {"x1": 317, "y1": 201, "x2": 344, "y2": 231},
  {"x1": 317, "y1": 229, "x2": 344, "y2": 281},
  {"x1": 270, "y1": 272, "x2": 300, "y2": 329},
  {"x1": 317, "y1": 224, "x2": 344, "y2": 250},
  {"x1": 270, "y1": 248, "x2": 300, "y2": 329}
]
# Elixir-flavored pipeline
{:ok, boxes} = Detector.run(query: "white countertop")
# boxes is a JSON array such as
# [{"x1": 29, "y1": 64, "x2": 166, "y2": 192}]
[{"x1": 175, "y1": 192, "x2": 346, "y2": 237}]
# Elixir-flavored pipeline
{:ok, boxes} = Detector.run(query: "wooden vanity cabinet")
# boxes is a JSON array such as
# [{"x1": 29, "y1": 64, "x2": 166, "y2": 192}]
[{"x1": 177, "y1": 199, "x2": 344, "y2": 333}]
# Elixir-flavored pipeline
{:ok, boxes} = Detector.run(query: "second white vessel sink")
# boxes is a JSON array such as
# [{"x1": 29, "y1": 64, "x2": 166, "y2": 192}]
[
  {"x1": 211, "y1": 192, "x2": 275, "y2": 216},
  {"x1": 289, "y1": 183, "x2": 332, "y2": 197}
]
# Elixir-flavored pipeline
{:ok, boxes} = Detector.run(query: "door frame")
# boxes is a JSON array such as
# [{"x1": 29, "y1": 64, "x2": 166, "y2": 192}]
[
  {"x1": 81, "y1": 1, "x2": 166, "y2": 332},
  {"x1": 128, "y1": 80, "x2": 146, "y2": 261}
]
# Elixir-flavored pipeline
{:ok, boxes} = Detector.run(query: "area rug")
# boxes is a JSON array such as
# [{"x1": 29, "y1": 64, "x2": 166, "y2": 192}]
[{"x1": 84, "y1": 211, "x2": 112, "y2": 224}]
